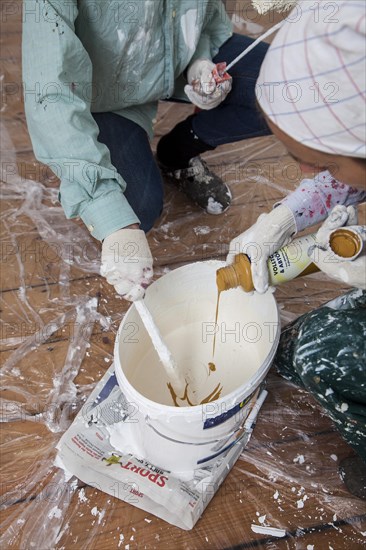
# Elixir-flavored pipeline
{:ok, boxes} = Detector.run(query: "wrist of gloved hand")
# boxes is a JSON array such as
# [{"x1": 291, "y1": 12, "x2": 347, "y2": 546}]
[
  {"x1": 227, "y1": 204, "x2": 297, "y2": 262},
  {"x1": 308, "y1": 205, "x2": 366, "y2": 289},
  {"x1": 101, "y1": 228, "x2": 153, "y2": 301},
  {"x1": 185, "y1": 58, "x2": 232, "y2": 110},
  {"x1": 226, "y1": 204, "x2": 297, "y2": 293}
]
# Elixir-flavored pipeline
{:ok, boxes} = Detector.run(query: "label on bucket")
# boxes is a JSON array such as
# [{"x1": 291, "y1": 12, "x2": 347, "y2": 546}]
[
  {"x1": 197, "y1": 388, "x2": 264, "y2": 465},
  {"x1": 202, "y1": 389, "x2": 257, "y2": 429}
]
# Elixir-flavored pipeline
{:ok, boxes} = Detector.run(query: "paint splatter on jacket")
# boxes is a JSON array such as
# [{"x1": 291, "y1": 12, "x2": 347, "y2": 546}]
[{"x1": 22, "y1": 1, "x2": 232, "y2": 240}]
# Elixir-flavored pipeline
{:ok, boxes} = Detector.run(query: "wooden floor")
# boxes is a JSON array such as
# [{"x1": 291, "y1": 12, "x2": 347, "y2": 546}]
[{"x1": 1, "y1": 2, "x2": 366, "y2": 549}]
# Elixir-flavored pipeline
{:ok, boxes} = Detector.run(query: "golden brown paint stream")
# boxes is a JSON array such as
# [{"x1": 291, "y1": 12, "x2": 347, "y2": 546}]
[
  {"x1": 212, "y1": 289, "x2": 221, "y2": 358},
  {"x1": 208, "y1": 287, "x2": 222, "y2": 374},
  {"x1": 166, "y1": 279, "x2": 224, "y2": 407}
]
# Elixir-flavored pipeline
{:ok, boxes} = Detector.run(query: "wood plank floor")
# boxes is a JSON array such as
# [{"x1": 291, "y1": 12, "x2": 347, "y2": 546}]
[{"x1": 1, "y1": 2, "x2": 365, "y2": 548}]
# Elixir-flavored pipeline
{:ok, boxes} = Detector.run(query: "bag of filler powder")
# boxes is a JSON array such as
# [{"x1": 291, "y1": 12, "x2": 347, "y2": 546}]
[{"x1": 56, "y1": 365, "x2": 267, "y2": 530}]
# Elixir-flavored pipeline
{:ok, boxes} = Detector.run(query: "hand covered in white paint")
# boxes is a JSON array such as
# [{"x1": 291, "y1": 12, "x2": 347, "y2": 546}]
[
  {"x1": 101, "y1": 228, "x2": 153, "y2": 301},
  {"x1": 226, "y1": 204, "x2": 297, "y2": 293},
  {"x1": 308, "y1": 205, "x2": 366, "y2": 289},
  {"x1": 184, "y1": 59, "x2": 232, "y2": 110}
]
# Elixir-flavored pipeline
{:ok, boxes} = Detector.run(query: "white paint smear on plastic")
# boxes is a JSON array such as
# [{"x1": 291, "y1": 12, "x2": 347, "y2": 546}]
[{"x1": 251, "y1": 524, "x2": 286, "y2": 537}]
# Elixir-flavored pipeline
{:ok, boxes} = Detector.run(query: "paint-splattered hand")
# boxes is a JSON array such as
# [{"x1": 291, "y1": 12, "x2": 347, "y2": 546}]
[
  {"x1": 226, "y1": 205, "x2": 297, "y2": 293},
  {"x1": 184, "y1": 59, "x2": 232, "y2": 110},
  {"x1": 101, "y1": 228, "x2": 153, "y2": 301}
]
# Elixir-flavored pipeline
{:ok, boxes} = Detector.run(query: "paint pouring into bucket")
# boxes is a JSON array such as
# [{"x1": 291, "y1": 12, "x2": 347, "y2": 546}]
[{"x1": 111, "y1": 260, "x2": 280, "y2": 473}]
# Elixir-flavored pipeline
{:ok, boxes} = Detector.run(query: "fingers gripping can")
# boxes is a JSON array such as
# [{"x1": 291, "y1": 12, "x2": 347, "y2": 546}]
[{"x1": 217, "y1": 229, "x2": 363, "y2": 292}]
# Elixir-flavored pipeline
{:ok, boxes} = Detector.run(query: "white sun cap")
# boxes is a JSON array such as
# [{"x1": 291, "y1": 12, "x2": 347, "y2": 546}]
[{"x1": 256, "y1": 0, "x2": 366, "y2": 158}]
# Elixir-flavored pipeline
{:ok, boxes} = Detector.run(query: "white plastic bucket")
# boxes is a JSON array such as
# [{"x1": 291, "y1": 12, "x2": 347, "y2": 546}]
[{"x1": 112, "y1": 261, "x2": 280, "y2": 474}]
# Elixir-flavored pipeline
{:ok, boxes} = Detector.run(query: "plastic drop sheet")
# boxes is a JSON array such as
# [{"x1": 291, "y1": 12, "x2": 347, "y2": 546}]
[{"x1": 1, "y1": 2, "x2": 366, "y2": 549}]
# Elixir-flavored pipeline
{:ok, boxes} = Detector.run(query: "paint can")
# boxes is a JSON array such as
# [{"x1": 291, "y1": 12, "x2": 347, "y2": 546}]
[
  {"x1": 112, "y1": 261, "x2": 280, "y2": 474},
  {"x1": 217, "y1": 227, "x2": 364, "y2": 293}
]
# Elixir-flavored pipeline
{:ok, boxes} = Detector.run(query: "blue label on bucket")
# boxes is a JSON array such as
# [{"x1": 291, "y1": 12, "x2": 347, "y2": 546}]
[{"x1": 203, "y1": 390, "x2": 256, "y2": 430}]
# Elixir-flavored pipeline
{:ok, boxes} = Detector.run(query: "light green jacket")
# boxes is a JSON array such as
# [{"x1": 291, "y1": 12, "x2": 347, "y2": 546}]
[{"x1": 22, "y1": 0, "x2": 233, "y2": 240}]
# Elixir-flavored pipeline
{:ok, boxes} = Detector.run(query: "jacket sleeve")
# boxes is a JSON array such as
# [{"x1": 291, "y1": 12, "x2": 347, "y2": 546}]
[
  {"x1": 22, "y1": 0, "x2": 140, "y2": 241},
  {"x1": 190, "y1": 1, "x2": 233, "y2": 62},
  {"x1": 279, "y1": 171, "x2": 366, "y2": 232}
]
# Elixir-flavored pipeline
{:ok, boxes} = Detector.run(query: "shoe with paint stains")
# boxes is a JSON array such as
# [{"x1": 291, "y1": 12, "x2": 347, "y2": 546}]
[{"x1": 159, "y1": 156, "x2": 232, "y2": 215}]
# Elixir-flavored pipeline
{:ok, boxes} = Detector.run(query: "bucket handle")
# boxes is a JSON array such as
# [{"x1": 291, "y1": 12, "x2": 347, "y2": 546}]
[
  {"x1": 144, "y1": 411, "x2": 250, "y2": 447},
  {"x1": 144, "y1": 388, "x2": 263, "y2": 447}
]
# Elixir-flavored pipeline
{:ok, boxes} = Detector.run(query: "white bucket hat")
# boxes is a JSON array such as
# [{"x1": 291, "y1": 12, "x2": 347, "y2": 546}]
[{"x1": 255, "y1": 0, "x2": 366, "y2": 158}]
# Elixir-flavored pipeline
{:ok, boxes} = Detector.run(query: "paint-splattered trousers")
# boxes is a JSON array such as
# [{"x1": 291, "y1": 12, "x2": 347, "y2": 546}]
[{"x1": 274, "y1": 289, "x2": 366, "y2": 462}]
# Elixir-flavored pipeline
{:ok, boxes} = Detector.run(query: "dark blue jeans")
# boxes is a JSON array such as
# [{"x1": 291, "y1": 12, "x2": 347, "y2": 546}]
[{"x1": 94, "y1": 34, "x2": 270, "y2": 232}]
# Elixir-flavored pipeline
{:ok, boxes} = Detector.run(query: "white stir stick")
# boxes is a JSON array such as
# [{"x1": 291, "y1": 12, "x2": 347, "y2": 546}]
[
  {"x1": 225, "y1": 21, "x2": 284, "y2": 72},
  {"x1": 134, "y1": 300, "x2": 185, "y2": 394}
]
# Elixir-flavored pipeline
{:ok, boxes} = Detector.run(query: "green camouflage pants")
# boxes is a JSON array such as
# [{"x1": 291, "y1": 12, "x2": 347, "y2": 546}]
[{"x1": 274, "y1": 289, "x2": 366, "y2": 462}]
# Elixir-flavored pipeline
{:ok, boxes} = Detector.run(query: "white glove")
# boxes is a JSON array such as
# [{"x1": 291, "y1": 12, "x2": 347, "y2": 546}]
[
  {"x1": 184, "y1": 59, "x2": 232, "y2": 110},
  {"x1": 101, "y1": 229, "x2": 153, "y2": 301},
  {"x1": 226, "y1": 204, "x2": 297, "y2": 293},
  {"x1": 308, "y1": 205, "x2": 366, "y2": 289}
]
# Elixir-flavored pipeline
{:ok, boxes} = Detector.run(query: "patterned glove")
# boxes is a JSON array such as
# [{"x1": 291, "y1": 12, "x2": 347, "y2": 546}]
[
  {"x1": 101, "y1": 229, "x2": 153, "y2": 301},
  {"x1": 184, "y1": 59, "x2": 232, "y2": 110}
]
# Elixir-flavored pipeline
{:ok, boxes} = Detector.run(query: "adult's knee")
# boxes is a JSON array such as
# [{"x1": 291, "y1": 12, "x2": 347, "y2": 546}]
[
  {"x1": 275, "y1": 305, "x2": 365, "y2": 396},
  {"x1": 294, "y1": 308, "x2": 364, "y2": 387}
]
